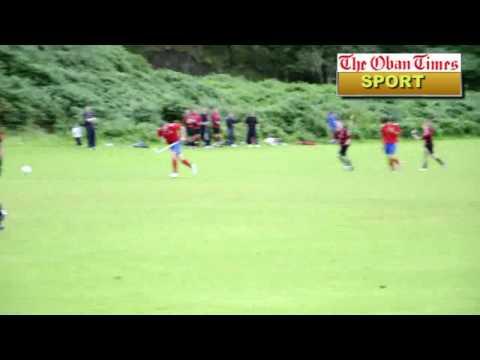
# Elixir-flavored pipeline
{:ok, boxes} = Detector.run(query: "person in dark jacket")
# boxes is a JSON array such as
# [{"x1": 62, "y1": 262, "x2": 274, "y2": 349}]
[
  {"x1": 245, "y1": 113, "x2": 259, "y2": 146},
  {"x1": 225, "y1": 113, "x2": 240, "y2": 146},
  {"x1": 83, "y1": 106, "x2": 97, "y2": 149}
]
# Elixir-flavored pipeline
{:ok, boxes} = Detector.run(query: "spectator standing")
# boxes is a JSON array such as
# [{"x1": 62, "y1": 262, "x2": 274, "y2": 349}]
[
  {"x1": 200, "y1": 108, "x2": 211, "y2": 147},
  {"x1": 245, "y1": 113, "x2": 259, "y2": 146},
  {"x1": 184, "y1": 110, "x2": 198, "y2": 146},
  {"x1": 225, "y1": 113, "x2": 241, "y2": 146},
  {"x1": 210, "y1": 108, "x2": 222, "y2": 145},
  {"x1": 83, "y1": 106, "x2": 97, "y2": 149}
]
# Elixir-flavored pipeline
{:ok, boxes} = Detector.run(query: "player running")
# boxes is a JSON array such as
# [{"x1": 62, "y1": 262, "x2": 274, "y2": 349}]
[
  {"x1": 381, "y1": 117, "x2": 401, "y2": 171},
  {"x1": 411, "y1": 120, "x2": 446, "y2": 171},
  {"x1": 157, "y1": 120, "x2": 198, "y2": 178},
  {"x1": 335, "y1": 121, "x2": 354, "y2": 171}
]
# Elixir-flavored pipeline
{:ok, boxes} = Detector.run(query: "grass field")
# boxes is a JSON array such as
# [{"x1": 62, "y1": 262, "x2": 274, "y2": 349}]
[{"x1": 1, "y1": 137, "x2": 480, "y2": 314}]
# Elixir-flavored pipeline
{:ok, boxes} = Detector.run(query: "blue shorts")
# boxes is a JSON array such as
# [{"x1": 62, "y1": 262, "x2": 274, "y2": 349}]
[
  {"x1": 170, "y1": 142, "x2": 182, "y2": 155},
  {"x1": 385, "y1": 143, "x2": 397, "y2": 156}
]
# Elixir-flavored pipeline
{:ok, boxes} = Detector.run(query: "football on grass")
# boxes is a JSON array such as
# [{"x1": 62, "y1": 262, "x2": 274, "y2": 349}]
[{"x1": 21, "y1": 165, "x2": 32, "y2": 174}]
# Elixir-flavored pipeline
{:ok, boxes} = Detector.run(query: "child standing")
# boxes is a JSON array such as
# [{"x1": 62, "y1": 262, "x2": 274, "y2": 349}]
[{"x1": 72, "y1": 123, "x2": 83, "y2": 146}]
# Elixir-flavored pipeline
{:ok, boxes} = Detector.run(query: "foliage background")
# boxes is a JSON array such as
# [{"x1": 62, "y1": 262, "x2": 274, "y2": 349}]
[{"x1": 1, "y1": 45, "x2": 479, "y2": 142}]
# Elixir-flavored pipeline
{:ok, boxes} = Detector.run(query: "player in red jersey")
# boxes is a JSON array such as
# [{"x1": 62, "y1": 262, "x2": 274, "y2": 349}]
[
  {"x1": 157, "y1": 120, "x2": 198, "y2": 178},
  {"x1": 411, "y1": 120, "x2": 446, "y2": 171},
  {"x1": 210, "y1": 108, "x2": 222, "y2": 145},
  {"x1": 335, "y1": 121, "x2": 354, "y2": 171},
  {"x1": 191, "y1": 110, "x2": 202, "y2": 144},
  {"x1": 381, "y1": 117, "x2": 402, "y2": 171},
  {"x1": 183, "y1": 110, "x2": 198, "y2": 146}
]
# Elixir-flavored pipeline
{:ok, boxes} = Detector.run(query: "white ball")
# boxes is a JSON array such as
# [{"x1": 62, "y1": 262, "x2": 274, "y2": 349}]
[{"x1": 21, "y1": 165, "x2": 32, "y2": 174}]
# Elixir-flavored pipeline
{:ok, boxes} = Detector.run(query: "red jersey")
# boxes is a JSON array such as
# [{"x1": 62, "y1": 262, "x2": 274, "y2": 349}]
[
  {"x1": 184, "y1": 114, "x2": 197, "y2": 129},
  {"x1": 157, "y1": 123, "x2": 181, "y2": 144},
  {"x1": 211, "y1": 111, "x2": 221, "y2": 128},
  {"x1": 337, "y1": 128, "x2": 351, "y2": 146},
  {"x1": 191, "y1": 112, "x2": 202, "y2": 130},
  {"x1": 381, "y1": 123, "x2": 401, "y2": 144},
  {"x1": 423, "y1": 126, "x2": 435, "y2": 144}
]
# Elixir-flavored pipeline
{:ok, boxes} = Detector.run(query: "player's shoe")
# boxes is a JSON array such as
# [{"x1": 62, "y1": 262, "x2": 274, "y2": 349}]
[
  {"x1": 231, "y1": 144, "x2": 238, "y2": 148},
  {"x1": 169, "y1": 173, "x2": 179, "y2": 178},
  {"x1": 191, "y1": 164, "x2": 198, "y2": 176},
  {"x1": 419, "y1": 168, "x2": 428, "y2": 172}
]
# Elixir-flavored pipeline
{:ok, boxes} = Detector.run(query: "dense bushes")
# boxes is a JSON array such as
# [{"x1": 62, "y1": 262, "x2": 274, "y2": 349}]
[{"x1": 1, "y1": 45, "x2": 480, "y2": 142}]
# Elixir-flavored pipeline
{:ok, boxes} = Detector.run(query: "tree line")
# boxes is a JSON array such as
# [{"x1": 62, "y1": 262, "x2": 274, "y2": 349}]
[{"x1": 126, "y1": 45, "x2": 480, "y2": 90}]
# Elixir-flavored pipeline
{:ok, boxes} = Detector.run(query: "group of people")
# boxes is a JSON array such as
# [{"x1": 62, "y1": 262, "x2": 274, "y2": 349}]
[
  {"x1": 155, "y1": 108, "x2": 261, "y2": 178},
  {"x1": 71, "y1": 107, "x2": 261, "y2": 150},
  {"x1": 0, "y1": 110, "x2": 449, "y2": 230},
  {"x1": 326, "y1": 112, "x2": 446, "y2": 172},
  {"x1": 181, "y1": 108, "x2": 259, "y2": 147}
]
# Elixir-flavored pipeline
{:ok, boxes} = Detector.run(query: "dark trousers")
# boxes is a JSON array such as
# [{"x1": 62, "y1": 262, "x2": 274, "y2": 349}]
[
  {"x1": 247, "y1": 128, "x2": 257, "y2": 144},
  {"x1": 226, "y1": 127, "x2": 235, "y2": 145},
  {"x1": 200, "y1": 126, "x2": 210, "y2": 146},
  {"x1": 75, "y1": 137, "x2": 82, "y2": 146},
  {"x1": 339, "y1": 145, "x2": 349, "y2": 157},
  {"x1": 86, "y1": 127, "x2": 96, "y2": 148}
]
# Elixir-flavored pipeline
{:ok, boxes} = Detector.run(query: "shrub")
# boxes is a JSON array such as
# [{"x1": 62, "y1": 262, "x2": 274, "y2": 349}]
[{"x1": 1, "y1": 45, "x2": 480, "y2": 141}]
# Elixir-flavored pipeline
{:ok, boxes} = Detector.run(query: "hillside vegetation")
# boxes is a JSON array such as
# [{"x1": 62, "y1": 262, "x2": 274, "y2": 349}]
[
  {"x1": 127, "y1": 45, "x2": 480, "y2": 89},
  {"x1": 1, "y1": 45, "x2": 480, "y2": 142}
]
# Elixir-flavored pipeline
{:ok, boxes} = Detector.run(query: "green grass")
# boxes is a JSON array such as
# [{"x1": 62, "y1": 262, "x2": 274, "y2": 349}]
[{"x1": 1, "y1": 137, "x2": 480, "y2": 314}]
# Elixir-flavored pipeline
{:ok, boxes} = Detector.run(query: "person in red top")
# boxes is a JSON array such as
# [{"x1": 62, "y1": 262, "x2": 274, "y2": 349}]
[
  {"x1": 335, "y1": 121, "x2": 354, "y2": 171},
  {"x1": 190, "y1": 110, "x2": 202, "y2": 144},
  {"x1": 210, "y1": 108, "x2": 222, "y2": 145},
  {"x1": 183, "y1": 110, "x2": 199, "y2": 146},
  {"x1": 411, "y1": 120, "x2": 446, "y2": 171},
  {"x1": 157, "y1": 120, "x2": 198, "y2": 178},
  {"x1": 381, "y1": 117, "x2": 402, "y2": 171}
]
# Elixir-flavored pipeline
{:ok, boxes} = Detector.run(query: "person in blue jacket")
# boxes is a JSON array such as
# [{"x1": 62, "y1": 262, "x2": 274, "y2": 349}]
[{"x1": 327, "y1": 112, "x2": 339, "y2": 144}]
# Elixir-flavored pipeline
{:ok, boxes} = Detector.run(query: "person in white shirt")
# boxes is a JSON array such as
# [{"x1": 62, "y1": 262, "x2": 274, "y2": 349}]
[{"x1": 72, "y1": 123, "x2": 83, "y2": 146}]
